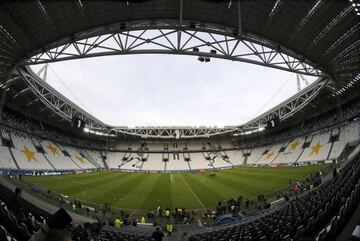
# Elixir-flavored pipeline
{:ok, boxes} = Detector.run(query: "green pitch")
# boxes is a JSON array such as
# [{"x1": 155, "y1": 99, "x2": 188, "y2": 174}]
[{"x1": 24, "y1": 165, "x2": 326, "y2": 210}]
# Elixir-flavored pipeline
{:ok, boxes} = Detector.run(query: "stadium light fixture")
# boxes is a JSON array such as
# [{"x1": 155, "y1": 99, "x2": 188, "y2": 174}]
[
  {"x1": 228, "y1": 0, "x2": 232, "y2": 9},
  {"x1": 83, "y1": 128, "x2": 116, "y2": 137},
  {"x1": 258, "y1": 126, "x2": 265, "y2": 132},
  {"x1": 233, "y1": 125, "x2": 266, "y2": 136}
]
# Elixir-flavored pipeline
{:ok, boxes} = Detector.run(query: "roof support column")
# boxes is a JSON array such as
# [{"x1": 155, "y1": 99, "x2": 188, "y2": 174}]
[
  {"x1": 177, "y1": 0, "x2": 183, "y2": 50},
  {"x1": 237, "y1": 0, "x2": 242, "y2": 35}
]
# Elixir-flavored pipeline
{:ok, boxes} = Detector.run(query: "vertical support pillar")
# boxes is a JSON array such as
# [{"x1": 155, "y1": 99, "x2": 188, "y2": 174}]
[{"x1": 237, "y1": 0, "x2": 242, "y2": 36}]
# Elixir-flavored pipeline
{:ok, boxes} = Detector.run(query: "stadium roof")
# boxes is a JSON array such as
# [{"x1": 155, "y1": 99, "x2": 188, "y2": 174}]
[{"x1": 0, "y1": 0, "x2": 359, "y2": 138}]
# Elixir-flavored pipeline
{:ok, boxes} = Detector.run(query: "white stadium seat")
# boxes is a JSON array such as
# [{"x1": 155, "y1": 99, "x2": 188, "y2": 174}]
[
  {"x1": 166, "y1": 153, "x2": 190, "y2": 171},
  {"x1": 226, "y1": 150, "x2": 245, "y2": 166},
  {"x1": 39, "y1": 140, "x2": 80, "y2": 170},
  {"x1": 142, "y1": 154, "x2": 165, "y2": 171},
  {"x1": 11, "y1": 149, "x2": 54, "y2": 170},
  {"x1": 256, "y1": 144, "x2": 282, "y2": 165},
  {"x1": 297, "y1": 132, "x2": 332, "y2": 163},
  {"x1": 247, "y1": 146, "x2": 266, "y2": 165},
  {"x1": 0, "y1": 146, "x2": 18, "y2": 169},
  {"x1": 275, "y1": 138, "x2": 306, "y2": 165}
]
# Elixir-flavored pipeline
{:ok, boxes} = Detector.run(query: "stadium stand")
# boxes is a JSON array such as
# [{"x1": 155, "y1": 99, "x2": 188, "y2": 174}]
[
  {"x1": 1, "y1": 111, "x2": 360, "y2": 172},
  {"x1": 142, "y1": 154, "x2": 166, "y2": 171},
  {"x1": 85, "y1": 150, "x2": 105, "y2": 168},
  {"x1": 274, "y1": 138, "x2": 305, "y2": 165},
  {"x1": 189, "y1": 152, "x2": 360, "y2": 241},
  {"x1": 166, "y1": 154, "x2": 190, "y2": 171},
  {"x1": 0, "y1": 182, "x2": 153, "y2": 241},
  {"x1": 1, "y1": 91, "x2": 360, "y2": 174},
  {"x1": 226, "y1": 151, "x2": 245, "y2": 166},
  {"x1": 246, "y1": 146, "x2": 267, "y2": 165},
  {"x1": 1, "y1": 146, "x2": 359, "y2": 241},
  {"x1": 40, "y1": 140, "x2": 80, "y2": 170},
  {"x1": 256, "y1": 144, "x2": 283, "y2": 165},
  {"x1": 0, "y1": 146, "x2": 17, "y2": 170}
]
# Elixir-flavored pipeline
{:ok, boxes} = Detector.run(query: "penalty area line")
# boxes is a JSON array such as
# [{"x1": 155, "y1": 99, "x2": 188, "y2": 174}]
[{"x1": 181, "y1": 175, "x2": 206, "y2": 209}]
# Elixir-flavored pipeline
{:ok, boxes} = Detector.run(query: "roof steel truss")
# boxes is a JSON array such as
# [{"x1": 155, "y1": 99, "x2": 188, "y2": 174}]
[
  {"x1": 110, "y1": 127, "x2": 237, "y2": 139},
  {"x1": 14, "y1": 66, "x2": 105, "y2": 129},
  {"x1": 12, "y1": 65, "x2": 328, "y2": 138},
  {"x1": 24, "y1": 20, "x2": 323, "y2": 77},
  {"x1": 11, "y1": 19, "x2": 330, "y2": 138},
  {"x1": 242, "y1": 76, "x2": 329, "y2": 129}
]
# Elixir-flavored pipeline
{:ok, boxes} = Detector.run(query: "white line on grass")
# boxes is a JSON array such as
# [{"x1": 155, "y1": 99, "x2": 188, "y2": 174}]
[
  {"x1": 181, "y1": 175, "x2": 206, "y2": 209},
  {"x1": 170, "y1": 174, "x2": 175, "y2": 183}
]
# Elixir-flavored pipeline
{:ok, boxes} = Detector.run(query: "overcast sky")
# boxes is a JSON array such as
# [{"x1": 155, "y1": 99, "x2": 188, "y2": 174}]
[{"x1": 30, "y1": 55, "x2": 317, "y2": 127}]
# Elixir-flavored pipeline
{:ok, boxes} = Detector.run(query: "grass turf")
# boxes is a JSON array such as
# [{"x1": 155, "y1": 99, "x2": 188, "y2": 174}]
[{"x1": 24, "y1": 165, "x2": 326, "y2": 210}]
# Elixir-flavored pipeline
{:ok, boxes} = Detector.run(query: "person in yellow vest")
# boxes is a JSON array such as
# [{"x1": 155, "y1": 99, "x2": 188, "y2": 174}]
[
  {"x1": 166, "y1": 223, "x2": 173, "y2": 236},
  {"x1": 165, "y1": 208, "x2": 170, "y2": 219},
  {"x1": 115, "y1": 217, "x2": 123, "y2": 229},
  {"x1": 141, "y1": 216, "x2": 146, "y2": 224}
]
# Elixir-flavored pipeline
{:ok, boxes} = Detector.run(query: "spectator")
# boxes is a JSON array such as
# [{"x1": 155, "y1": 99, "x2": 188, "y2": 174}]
[
  {"x1": 114, "y1": 217, "x2": 123, "y2": 229},
  {"x1": 151, "y1": 226, "x2": 164, "y2": 241},
  {"x1": 10, "y1": 187, "x2": 24, "y2": 220},
  {"x1": 166, "y1": 223, "x2": 173, "y2": 236},
  {"x1": 45, "y1": 229, "x2": 72, "y2": 241}
]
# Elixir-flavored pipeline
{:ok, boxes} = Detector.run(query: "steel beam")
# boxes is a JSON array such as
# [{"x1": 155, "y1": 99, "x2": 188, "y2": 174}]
[
  {"x1": 110, "y1": 127, "x2": 237, "y2": 139},
  {"x1": 242, "y1": 76, "x2": 329, "y2": 129},
  {"x1": 10, "y1": 20, "x2": 330, "y2": 138},
  {"x1": 14, "y1": 66, "x2": 106, "y2": 129},
  {"x1": 23, "y1": 20, "x2": 323, "y2": 77}
]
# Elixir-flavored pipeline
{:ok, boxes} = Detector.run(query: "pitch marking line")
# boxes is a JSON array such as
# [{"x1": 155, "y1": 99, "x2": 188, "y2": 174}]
[
  {"x1": 170, "y1": 174, "x2": 175, "y2": 183},
  {"x1": 181, "y1": 175, "x2": 206, "y2": 209}
]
